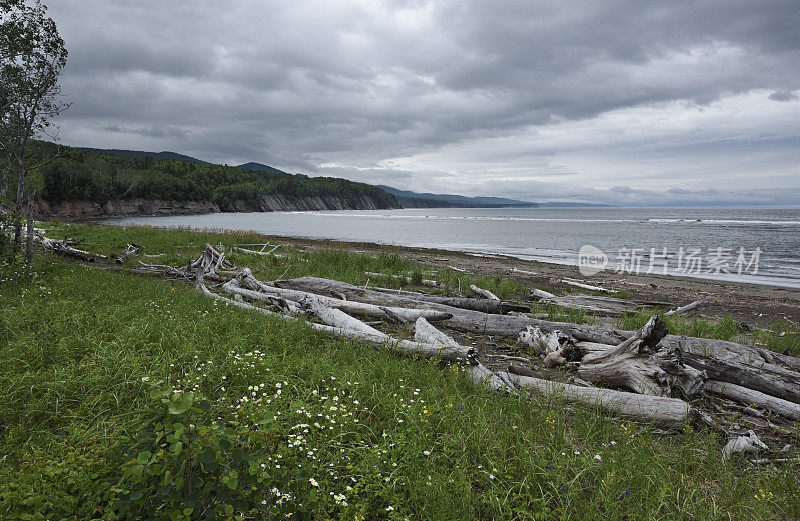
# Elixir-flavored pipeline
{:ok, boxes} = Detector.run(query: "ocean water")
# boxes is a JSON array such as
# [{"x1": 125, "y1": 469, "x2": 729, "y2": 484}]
[{"x1": 107, "y1": 207, "x2": 800, "y2": 288}]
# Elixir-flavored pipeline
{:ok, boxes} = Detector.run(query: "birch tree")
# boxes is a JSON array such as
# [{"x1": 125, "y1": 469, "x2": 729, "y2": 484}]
[{"x1": 0, "y1": 0, "x2": 68, "y2": 260}]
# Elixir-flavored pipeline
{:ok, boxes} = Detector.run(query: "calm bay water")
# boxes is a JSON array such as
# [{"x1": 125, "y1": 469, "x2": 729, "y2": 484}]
[{"x1": 108, "y1": 207, "x2": 800, "y2": 288}]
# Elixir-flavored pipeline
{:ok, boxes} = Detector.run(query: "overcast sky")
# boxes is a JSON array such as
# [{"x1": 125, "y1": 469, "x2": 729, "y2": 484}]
[{"x1": 45, "y1": 0, "x2": 800, "y2": 205}]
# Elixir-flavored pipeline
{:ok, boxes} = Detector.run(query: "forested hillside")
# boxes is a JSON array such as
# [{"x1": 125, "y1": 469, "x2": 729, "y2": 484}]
[{"x1": 28, "y1": 141, "x2": 398, "y2": 215}]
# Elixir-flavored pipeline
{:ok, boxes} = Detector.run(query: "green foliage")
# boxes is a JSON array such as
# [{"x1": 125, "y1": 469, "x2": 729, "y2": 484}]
[
  {"x1": 615, "y1": 309, "x2": 740, "y2": 342},
  {"x1": 1, "y1": 0, "x2": 69, "y2": 211},
  {"x1": 2, "y1": 226, "x2": 799, "y2": 520},
  {"x1": 109, "y1": 385, "x2": 314, "y2": 520},
  {"x1": 28, "y1": 141, "x2": 398, "y2": 210}
]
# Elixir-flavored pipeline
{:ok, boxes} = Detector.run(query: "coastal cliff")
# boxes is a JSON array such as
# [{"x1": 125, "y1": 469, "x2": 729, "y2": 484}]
[{"x1": 35, "y1": 193, "x2": 396, "y2": 220}]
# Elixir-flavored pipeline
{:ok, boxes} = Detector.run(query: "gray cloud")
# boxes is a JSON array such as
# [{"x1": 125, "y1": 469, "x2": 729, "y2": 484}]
[
  {"x1": 43, "y1": 0, "x2": 800, "y2": 205},
  {"x1": 770, "y1": 90, "x2": 800, "y2": 102}
]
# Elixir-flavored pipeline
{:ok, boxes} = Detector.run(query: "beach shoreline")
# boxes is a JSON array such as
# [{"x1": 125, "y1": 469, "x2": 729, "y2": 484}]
[{"x1": 241, "y1": 233, "x2": 800, "y2": 326}]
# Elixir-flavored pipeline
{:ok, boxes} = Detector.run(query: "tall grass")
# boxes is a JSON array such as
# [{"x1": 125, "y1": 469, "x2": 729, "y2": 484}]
[{"x1": 0, "y1": 224, "x2": 797, "y2": 519}]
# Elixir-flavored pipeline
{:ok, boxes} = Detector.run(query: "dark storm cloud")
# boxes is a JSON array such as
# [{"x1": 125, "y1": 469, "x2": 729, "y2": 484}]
[{"x1": 44, "y1": 0, "x2": 800, "y2": 204}]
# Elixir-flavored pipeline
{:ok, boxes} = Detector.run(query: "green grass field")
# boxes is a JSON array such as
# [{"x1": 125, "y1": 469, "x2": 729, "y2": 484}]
[{"x1": 1, "y1": 224, "x2": 798, "y2": 520}]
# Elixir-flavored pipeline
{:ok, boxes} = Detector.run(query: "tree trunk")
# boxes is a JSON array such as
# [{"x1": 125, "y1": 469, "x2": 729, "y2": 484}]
[
  {"x1": 13, "y1": 153, "x2": 25, "y2": 249},
  {"x1": 25, "y1": 190, "x2": 35, "y2": 261}
]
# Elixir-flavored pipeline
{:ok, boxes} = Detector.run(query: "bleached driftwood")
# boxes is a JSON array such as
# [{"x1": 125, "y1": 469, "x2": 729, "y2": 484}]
[
  {"x1": 276, "y1": 277, "x2": 800, "y2": 397},
  {"x1": 410, "y1": 295, "x2": 529, "y2": 315},
  {"x1": 300, "y1": 297, "x2": 472, "y2": 364},
  {"x1": 42, "y1": 237, "x2": 109, "y2": 262},
  {"x1": 517, "y1": 326, "x2": 579, "y2": 367},
  {"x1": 414, "y1": 317, "x2": 513, "y2": 392},
  {"x1": 116, "y1": 243, "x2": 142, "y2": 264},
  {"x1": 364, "y1": 271, "x2": 439, "y2": 287},
  {"x1": 469, "y1": 284, "x2": 500, "y2": 301},
  {"x1": 229, "y1": 272, "x2": 452, "y2": 322},
  {"x1": 509, "y1": 267, "x2": 538, "y2": 276},
  {"x1": 576, "y1": 316, "x2": 706, "y2": 397},
  {"x1": 704, "y1": 380, "x2": 800, "y2": 420},
  {"x1": 530, "y1": 288, "x2": 556, "y2": 300},
  {"x1": 197, "y1": 272, "x2": 471, "y2": 364},
  {"x1": 665, "y1": 299, "x2": 709, "y2": 317},
  {"x1": 233, "y1": 244, "x2": 281, "y2": 256},
  {"x1": 562, "y1": 279, "x2": 617, "y2": 293},
  {"x1": 502, "y1": 372, "x2": 695, "y2": 426}
]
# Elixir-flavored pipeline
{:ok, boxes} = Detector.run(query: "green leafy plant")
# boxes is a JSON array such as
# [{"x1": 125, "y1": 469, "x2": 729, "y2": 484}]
[{"x1": 108, "y1": 384, "x2": 315, "y2": 520}]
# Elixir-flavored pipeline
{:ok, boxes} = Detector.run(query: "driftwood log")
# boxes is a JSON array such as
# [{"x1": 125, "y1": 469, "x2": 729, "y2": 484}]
[
  {"x1": 575, "y1": 316, "x2": 704, "y2": 397},
  {"x1": 502, "y1": 372, "x2": 695, "y2": 426},
  {"x1": 227, "y1": 272, "x2": 452, "y2": 323},
  {"x1": 561, "y1": 278, "x2": 617, "y2": 293},
  {"x1": 704, "y1": 380, "x2": 800, "y2": 420},
  {"x1": 364, "y1": 271, "x2": 439, "y2": 287}
]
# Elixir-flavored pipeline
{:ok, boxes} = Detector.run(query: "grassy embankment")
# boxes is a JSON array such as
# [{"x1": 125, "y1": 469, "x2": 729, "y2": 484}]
[{"x1": 1, "y1": 223, "x2": 798, "y2": 520}]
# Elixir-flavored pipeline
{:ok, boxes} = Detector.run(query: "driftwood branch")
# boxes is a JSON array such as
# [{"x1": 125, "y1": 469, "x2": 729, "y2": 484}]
[
  {"x1": 116, "y1": 243, "x2": 142, "y2": 264},
  {"x1": 665, "y1": 299, "x2": 709, "y2": 317},
  {"x1": 561, "y1": 278, "x2": 617, "y2": 293},
  {"x1": 470, "y1": 284, "x2": 500, "y2": 301}
]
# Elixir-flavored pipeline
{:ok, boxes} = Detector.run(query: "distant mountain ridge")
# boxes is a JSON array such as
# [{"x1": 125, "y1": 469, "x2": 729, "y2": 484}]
[
  {"x1": 78, "y1": 148, "x2": 291, "y2": 175},
  {"x1": 236, "y1": 162, "x2": 290, "y2": 175},
  {"x1": 33, "y1": 142, "x2": 399, "y2": 218},
  {"x1": 377, "y1": 185, "x2": 538, "y2": 208},
  {"x1": 77, "y1": 147, "x2": 210, "y2": 164},
  {"x1": 72, "y1": 147, "x2": 608, "y2": 209}
]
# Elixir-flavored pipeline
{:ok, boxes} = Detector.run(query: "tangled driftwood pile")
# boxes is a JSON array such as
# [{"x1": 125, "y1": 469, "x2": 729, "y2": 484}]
[{"x1": 44, "y1": 239, "x2": 800, "y2": 460}]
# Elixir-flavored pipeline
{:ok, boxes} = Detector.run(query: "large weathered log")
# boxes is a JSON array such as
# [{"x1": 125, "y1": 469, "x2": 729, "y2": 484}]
[
  {"x1": 411, "y1": 295, "x2": 529, "y2": 314},
  {"x1": 502, "y1": 372, "x2": 695, "y2": 426},
  {"x1": 680, "y1": 351, "x2": 800, "y2": 404},
  {"x1": 575, "y1": 316, "x2": 705, "y2": 397},
  {"x1": 704, "y1": 380, "x2": 800, "y2": 420},
  {"x1": 533, "y1": 294, "x2": 650, "y2": 317},
  {"x1": 45, "y1": 238, "x2": 108, "y2": 262},
  {"x1": 575, "y1": 338, "x2": 800, "y2": 404}
]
